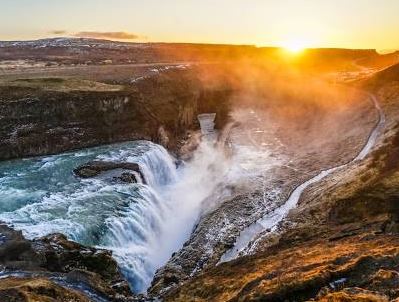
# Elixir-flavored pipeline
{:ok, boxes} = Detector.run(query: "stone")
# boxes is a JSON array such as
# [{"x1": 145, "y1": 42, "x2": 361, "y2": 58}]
[
  {"x1": 0, "y1": 224, "x2": 135, "y2": 301},
  {"x1": 74, "y1": 161, "x2": 146, "y2": 184}
]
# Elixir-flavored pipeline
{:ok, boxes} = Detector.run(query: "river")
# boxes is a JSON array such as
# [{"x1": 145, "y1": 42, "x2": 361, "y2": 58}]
[{"x1": 220, "y1": 92, "x2": 385, "y2": 262}]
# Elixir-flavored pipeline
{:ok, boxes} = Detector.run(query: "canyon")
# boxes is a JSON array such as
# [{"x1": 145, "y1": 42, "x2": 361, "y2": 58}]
[{"x1": 0, "y1": 39, "x2": 398, "y2": 302}]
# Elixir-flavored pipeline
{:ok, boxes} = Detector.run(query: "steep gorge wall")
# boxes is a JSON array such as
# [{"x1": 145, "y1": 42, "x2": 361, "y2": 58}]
[
  {"x1": 0, "y1": 70, "x2": 232, "y2": 160},
  {"x1": 161, "y1": 64, "x2": 399, "y2": 302}
]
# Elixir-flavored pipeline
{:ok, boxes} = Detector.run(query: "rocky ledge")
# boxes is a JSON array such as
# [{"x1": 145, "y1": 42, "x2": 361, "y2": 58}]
[
  {"x1": 74, "y1": 161, "x2": 147, "y2": 184},
  {"x1": 0, "y1": 223, "x2": 135, "y2": 301}
]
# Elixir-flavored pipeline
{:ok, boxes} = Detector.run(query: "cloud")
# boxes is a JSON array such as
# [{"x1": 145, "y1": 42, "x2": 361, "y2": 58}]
[
  {"x1": 73, "y1": 31, "x2": 141, "y2": 40},
  {"x1": 49, "y1": 30, "x2": 67, "y2": 35}
]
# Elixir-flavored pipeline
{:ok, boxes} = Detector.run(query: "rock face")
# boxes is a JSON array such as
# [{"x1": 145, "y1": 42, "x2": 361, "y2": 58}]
[
  {"x1": 163, "y1": 127, "x2": 399, "y2": 302},
  {"x1": 0, "y1": 69, "x2": 232, "y2": 160},
  {"x1": 149, "y1": 76, "x2": 378, "y2": 296},
  {"x1": 159, "y1": 65, "x2": 399, "y2": 302},
  {"x1": 0, "y1": 224, "x2": 133, "y2": 301},
  {"x1": 165, "y1": 233, "x2": 399, "y2": 302}
]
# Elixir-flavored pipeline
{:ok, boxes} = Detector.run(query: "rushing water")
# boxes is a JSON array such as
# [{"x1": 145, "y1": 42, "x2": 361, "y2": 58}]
[
  {"x1": 1, "y1": 93, "x2": 380, "y2": 294},
  {"x1": 0, "y1": 105, "x2": 290, "y2": 295},
  {"x1": 0, "y1": 137, "x2": 239, "y2": 293},
  {"x1": 0, "y1": 141, "x2": 182, "y2": 293}
]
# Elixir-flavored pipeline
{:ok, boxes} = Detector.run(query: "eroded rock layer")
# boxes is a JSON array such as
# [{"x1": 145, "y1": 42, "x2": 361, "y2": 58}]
[{"x1": 0, "y1": 69, "x2": 232, "y2": 160}]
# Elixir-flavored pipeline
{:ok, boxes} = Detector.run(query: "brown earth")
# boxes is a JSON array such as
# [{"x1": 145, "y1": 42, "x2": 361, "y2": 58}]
[
  {"x1": 0, "y1": 277, "x2": 92, "y2": 302},
  {"x1": 166, "y1": 234, "x2": 399, "y2": 302}
]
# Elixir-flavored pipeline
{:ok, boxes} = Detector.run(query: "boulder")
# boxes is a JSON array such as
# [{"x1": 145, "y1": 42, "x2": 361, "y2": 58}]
[
  {"x1": 0, "y1": 224, "x2": 42, "y2": 271},
  {"x1": 0, "y1": 224, "x2": 135, "y2": 301},
  {"x1": 33, "y1": 233, "x2": 120, "y2": 281},
  {"x1": 115, "y1": 172, "x2": 138, "y2": 183},
  {"x1": 74, "y1": 160, "x2": 147, "y2": 184}
]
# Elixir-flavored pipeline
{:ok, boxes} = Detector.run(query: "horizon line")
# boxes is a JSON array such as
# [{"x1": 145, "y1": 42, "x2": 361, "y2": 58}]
[{"x1": 0, "y1": 36, "x2": 398, "y2": 53}]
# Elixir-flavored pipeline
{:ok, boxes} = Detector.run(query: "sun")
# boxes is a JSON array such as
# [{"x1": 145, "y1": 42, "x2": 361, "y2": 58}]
[{"x1": 282, "y1": 40, "x2": 308, "y2": 54}]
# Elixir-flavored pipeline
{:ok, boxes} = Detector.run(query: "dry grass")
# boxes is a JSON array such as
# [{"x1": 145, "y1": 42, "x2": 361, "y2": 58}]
[
  {"x1": 0, "y1": 277, "x2": 91, "y2": 302},
  {"x1": 318, "y1": 288, "x2": 389, "y2": 302},
  {"x1": 0, "y1": 77, "x2": 123, "y2": 92}
]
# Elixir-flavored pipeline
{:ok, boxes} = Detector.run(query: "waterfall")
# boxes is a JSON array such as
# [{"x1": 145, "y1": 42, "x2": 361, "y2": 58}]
[
  {"x1": 0, "y1": 141, "x2": 180, "y2": 293},
  {"x1": 98, "y1": 144, "x2": 179, "y2": 292},
  {"x1": 0, "y1": 135, "x2": 231, "y2": 293}
]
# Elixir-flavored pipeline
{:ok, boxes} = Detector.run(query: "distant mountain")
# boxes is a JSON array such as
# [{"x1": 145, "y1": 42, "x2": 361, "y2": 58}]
[
  {"x1": 0, "y1": 37, "x2": 161, "y2": 65},
  {"x1": 378, "y1": 49, "x2": 399, "y2": 55},
  {"x1": 0, "y1": 37, "x2": 272, "y2": 66},
  {"x1": 0, "y1": 38, "x2": 397, "y2": 72},
  {"x1": 0, "y1": 37, "x2": 147, "y2": 49}
]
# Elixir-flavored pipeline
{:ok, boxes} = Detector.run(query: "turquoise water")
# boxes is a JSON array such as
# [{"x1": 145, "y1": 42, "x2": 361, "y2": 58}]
[
  {"x1": 0, "y1": 138, "x2": 236, "y2": 293},
  {"x1": 0, "y1": 141, "x2": 177, "y2": 292}
]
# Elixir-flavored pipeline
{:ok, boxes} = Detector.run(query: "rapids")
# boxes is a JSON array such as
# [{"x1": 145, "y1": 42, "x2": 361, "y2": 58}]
[
  {"x1": 0, "y1": 141, "x2": 186, "y2": 292},
  {"x1": 0, "y1": 107, "x2": 285, "y2": 293},
  {"x1": 0, "y1": 138, "x2": 238, "y2": 293}
]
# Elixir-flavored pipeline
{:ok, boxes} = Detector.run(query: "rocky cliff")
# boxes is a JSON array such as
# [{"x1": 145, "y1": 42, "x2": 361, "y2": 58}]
[
  {"x1": 0, "y1": 69, "x2": 232, "y2": 160},
  {"x1": 159, "y1": 65, "x2": 399, "y2": 301}
]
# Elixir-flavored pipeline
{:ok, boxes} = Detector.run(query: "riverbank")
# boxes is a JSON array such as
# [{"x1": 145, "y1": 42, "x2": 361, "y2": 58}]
[{"x1": 0, "y1": 223, "x2": 134, "y2": 301}]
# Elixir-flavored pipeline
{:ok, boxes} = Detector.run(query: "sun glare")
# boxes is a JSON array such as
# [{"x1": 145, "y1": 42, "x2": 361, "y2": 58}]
[{"x1": 282, "y1": 40, "x2": 307, "y2": 54}]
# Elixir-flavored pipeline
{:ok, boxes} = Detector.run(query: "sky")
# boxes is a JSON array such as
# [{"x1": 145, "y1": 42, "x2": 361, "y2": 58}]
[{"x1": 1, "y1": 0, "x2": 399, "y2": 50}]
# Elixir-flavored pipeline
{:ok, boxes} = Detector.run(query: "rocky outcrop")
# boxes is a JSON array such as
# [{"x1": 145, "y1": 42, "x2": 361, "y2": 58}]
[
  {"x1": 163, "y1": 128, "x2": 399, "y2": 301},
  {"x1": 165, "y1": 233, "x2": 399, "y2": 302},
  {"x1": 0, "y1": 69, "x2": 232, "y2": 160},
  {"x1": 74, "y1": 161, "x2": 146, "y2": 184},
  {"x1": 0, "y1": 224, "x2": 133, "y2": 301},
  {"x1": 364, "y1": 63, "x2": 399, "y2": 90}
]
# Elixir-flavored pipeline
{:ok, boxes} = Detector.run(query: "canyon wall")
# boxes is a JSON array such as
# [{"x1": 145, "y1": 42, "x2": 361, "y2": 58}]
[
  {"x1": 0, "y1": 69, "x2": 232, "y2": 160},
  {"x1": 161, "y1": 64, "x2": 399, "y2": 302}
]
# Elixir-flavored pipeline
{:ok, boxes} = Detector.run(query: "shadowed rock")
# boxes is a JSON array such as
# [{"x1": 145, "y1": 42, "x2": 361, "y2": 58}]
[
  {"x1": 74, "y1": 160, "x2": 147, "y2": 184},
  {"x1": 0, "y1": 224, "x2": 134, "y2": 301}
]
